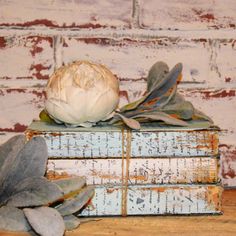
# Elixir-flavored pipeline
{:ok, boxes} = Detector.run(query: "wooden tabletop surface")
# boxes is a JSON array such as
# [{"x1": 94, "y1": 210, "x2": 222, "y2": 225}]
[{"x1": 1, "y1": 189, "x2": 236, "y2": 236}]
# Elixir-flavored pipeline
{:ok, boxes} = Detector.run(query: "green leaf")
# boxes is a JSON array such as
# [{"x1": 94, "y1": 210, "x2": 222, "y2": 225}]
[
  {"x1": 56, "y1": 186, "x2": 95, "y2": 216},
  {"x1": 162, "y1": 101, "x2": 194, "y2": 120},
  {"x1": 0, "y1": 137, "x2": 48, "y2": 204},
  {"x1": 0, "y1": 206, "x2": 31, "y2": 232},
  {"x1": 39, "y1": 109, "x2": 55, "y2": 124},
  {"x1": 147, "y1": 61, "x2": 169, "y2": 92},
  {"x1": 0, "y1": 135, "x2": 25, "y2": 174},
  {"x1": 53, "y1": 177, "x2": 86, "y2": 196},
  {"x1": 63, "y1": 215, "x2": 80, "y2": 231},
  {"x1": 120, "y1": 94, "x2": 149, "y2": 112},
  {"x1": 193, "y1": 108, "x2": 214, "y2": 123},
  {"x1": 132, "y1": 111, "x2": 189, "y2": 126},
  {"x1": 143, "y1": 63, "x2": 183, "y2": 105},
  {"x1": 23, "y1": 207, "x2": 65, "y2": 236},
  {"x1": 115, "y1": 113, "x2": 141, "y2": 130},
  {"x1": 6, "y1": 177, "x2": 63, "y2": 207}
]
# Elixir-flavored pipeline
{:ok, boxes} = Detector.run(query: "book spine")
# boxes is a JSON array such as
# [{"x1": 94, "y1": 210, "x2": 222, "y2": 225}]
[
  {"x1": 26, "y1": 129, "x2": 219, "y2": 158},
  {"x1": 79, "y1": 185, "x2": 222, "y2": 216},
  {"x1": 47, "y1": 157, "x2": 219, "y2": 185}
]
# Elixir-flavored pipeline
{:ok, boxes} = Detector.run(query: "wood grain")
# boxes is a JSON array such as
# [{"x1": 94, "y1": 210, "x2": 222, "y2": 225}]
[{"x1": 0, "y1": 189, "x2": 235, "y2": 236}]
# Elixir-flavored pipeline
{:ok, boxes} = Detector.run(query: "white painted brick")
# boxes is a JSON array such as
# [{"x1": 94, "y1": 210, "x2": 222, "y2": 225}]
[
  {"x1": 61, "y1": 37, "x2": 236, "y2": 87},
  {"x1": 0, "y1": 0, "x2": 132, "y2": 28},
  {"x1": 0, "y1": 35, "x2": 54, "y2": 80},
  {"x1": 140, "y1": 0, "x2": 236, "y2": 30}
]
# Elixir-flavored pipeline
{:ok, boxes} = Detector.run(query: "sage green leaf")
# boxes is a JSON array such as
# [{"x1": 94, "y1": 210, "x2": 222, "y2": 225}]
[
  {"x1": 0, "y1": 137, "x2": 48, "y2": 204},
  {"x1": 168, "y1": 92, "x2": 185, "y2": 105},
  {"x1": 6, "y1": 177, "x2": 63, "y2": 207},
  {"x1": 193, "y1": 108, "x2": 214, "y2": 123},
  {"x1": 183, "y1": 120, "x2": 213, "y2": 129},
  {"x1": 162, "y1": 101, "x2": 194, "y2": 120},
  {"x1": 115, "y1": 113, "x2": 141, "y2": 130},
  {"x1": 142, "y1": 63, "x2": 182, "y2": 104},
  {"x1": 120, "y1": 94, "x2": 149, "y2": 112},
  {"x1": 57, "y1": 186, "x2": 95, "y2": 216},
  {"x1": 53, "y1": 177, "x2": 86, "y2": 195},
  {"x1": 0, "y1": 206, "x2": 31, "y2": 232},
  {"x1": 147, "y1": 61, "x2": 169, "y2": 92},
  {"x1": 0, "y1": 135, "x2": 25, "y2": 176},
  {"x1": 132, "y1": 111, "x2": 189, "y2": 126},
  {"x1": 23, "y1": 207, "x2": 65, "y2": 236},
  {"x1": 63, "y1": 215, "x2": 80, "y2": 231}
]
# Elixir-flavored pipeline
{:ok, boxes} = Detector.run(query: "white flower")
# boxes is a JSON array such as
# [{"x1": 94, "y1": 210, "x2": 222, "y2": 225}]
[{"x1": 45, "y1": 61, "x2": 119, "y2": 127}]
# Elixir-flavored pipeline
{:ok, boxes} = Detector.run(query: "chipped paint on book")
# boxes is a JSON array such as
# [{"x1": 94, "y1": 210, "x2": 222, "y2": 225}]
[
  {"x1": 47, "y1": 157, "x2": 219, "y2": 185},
  {"x1": 26, "y1": 121, "x2": 219, "y2": 158},
  {"x1": 79, "y1": 185, "x2": 222, "y2": 216}
]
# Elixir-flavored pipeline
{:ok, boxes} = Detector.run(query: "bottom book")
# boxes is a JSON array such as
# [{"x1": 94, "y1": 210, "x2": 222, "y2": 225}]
[{"x1": 79, "y1": 185, "x2": 222, "y2": 216}]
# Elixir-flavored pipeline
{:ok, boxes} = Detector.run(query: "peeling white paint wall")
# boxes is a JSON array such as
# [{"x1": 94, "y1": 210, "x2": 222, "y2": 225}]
[{"x1": 0, "y1": 0, "x2": 236, "y2": 186}]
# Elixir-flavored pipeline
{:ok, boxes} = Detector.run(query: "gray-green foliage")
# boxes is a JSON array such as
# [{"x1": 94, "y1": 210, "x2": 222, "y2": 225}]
[
  {"x1": 109, "y1": 61, "x2": 213, "y2": 129},
  {"x1": 0, "y1": 135, "x2": 94, "y2": 235}
]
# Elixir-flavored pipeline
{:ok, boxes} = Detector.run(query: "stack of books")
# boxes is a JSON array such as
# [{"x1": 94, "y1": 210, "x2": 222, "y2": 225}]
[{"x1": 26, "y1": 121, "x2": 222, "y2": 216}]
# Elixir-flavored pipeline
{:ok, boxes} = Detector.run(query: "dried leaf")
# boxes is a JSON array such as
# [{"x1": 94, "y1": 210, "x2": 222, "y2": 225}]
[
  {"x1": 63, "y1": 215, "x2": 80, "y2": 231},
  {"x1": 132, "y1": 111, "x2": 189, "y2": 126},
  {"x1": 115, "y1": 113, "x2": 141, "y2": 130},
  {"x1": 193, "y1": 108, "x2": 214, "y2": 123},
  {"x1": 6, "y1": 177, "x2": 63, "y2": 207},
  {"x1": 0, "y1": 137, "x2": 48, "y2": 204},
  {"x1": 23, "y1": 207, "x2": 65, "y2": 236},
  {"x1": 147, "y1": 61, "x2": 169, "y2": 92},
  {"x1": 0, "y1": 206, "x2": 31, "y2": 232},
  {"x1": 53, "y1": 177, "x2": 86, "y2": 196},
  {"x1": 120, "y1": 95, "x2": 149, "y2": 112},
  {"x1": 162, "y1": 101, "x2": 194, "y2": 120},
  {"x1": 143, "y1": 63, "x2": 183, "y2": 104},
  {"x1": 57, "y1": 186, "x2": 95, "y2": 216}
]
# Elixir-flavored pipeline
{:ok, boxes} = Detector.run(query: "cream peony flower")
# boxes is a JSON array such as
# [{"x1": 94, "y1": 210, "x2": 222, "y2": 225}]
[{"x1": 45, "y1": 61, "x2": 119, "y2": 127}]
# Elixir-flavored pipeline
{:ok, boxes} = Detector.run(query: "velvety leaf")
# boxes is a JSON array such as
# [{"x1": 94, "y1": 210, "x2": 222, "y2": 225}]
[
  {"x1": 115, "y1": 113, "x2": 141, "y2": 130},
  {"x1": 0, "y1": 135, "x2": 25, "y2": 177},
  {"x1": 120, "y1": 94, "x2": 149, "y2": 112},
  {"x1": 183, "y1": 120, "x2": 213, "y2": 129},
  {"x1": 132, "y1": 111, "x2": 189, "y2": 126},
  {"x1": 162, "y1": 101, "x2": 194, "y2": 120},
  {"x1": 6, "y1": 177, "x2": 63, "y2": 207},
  {"x1": 53, "y1": 177, "x2": 86, "y2": 196},
  {"x1": 147, "y1": 61, "x2": 169, "y2": 92},
  {"x1": 63, "y1": 215, "x2": 80, "y2": 231},
  {"x1": 23, "y1": 207, "x2": 65, "y2": 236},
  {"x1": 139, "y1": 85, "x2": 177, "y2": 110},
  {"x1": 142, "y1": 63, "x2": 183, "y2": 105},
  {"x1": 193, "y1": 108, "x2": 214, "y2": 123},
  {"x1": 0, "y1": 206, "x2": 31, "y2": 232},
  {"x1": 57, "y1": 186, "x2": 95, "y2": 216},
  {"x1": 0, "y1": 137, "x2": 48, "y2": 204}
]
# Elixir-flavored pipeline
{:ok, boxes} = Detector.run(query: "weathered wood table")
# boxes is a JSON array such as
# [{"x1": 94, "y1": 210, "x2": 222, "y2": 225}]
[{"x1": 1, "y1": 189, "x2": 235, "y2": 236}]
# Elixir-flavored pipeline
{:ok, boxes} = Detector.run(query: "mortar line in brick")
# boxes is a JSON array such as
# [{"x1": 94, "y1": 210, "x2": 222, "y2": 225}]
[
  {"x1": 0, "y1": 27, "x2": 236, "y2": 40},
  {"x1": 131, "y1": 0, "x2": 140, "y2": 29},
  {"x1": 53, "y1": 35, "x2": 63, "y2": 70}
]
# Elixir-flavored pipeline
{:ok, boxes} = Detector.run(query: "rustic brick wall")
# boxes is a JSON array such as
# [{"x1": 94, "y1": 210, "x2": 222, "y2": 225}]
[{"x1": 0, "y1": 0, "x2": 236, "y2": 187}]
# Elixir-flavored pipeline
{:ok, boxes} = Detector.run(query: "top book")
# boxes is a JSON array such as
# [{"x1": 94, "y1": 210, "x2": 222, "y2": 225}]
[{"x1": 26, "y1": 121, "x2": 219, "y2": 158}]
